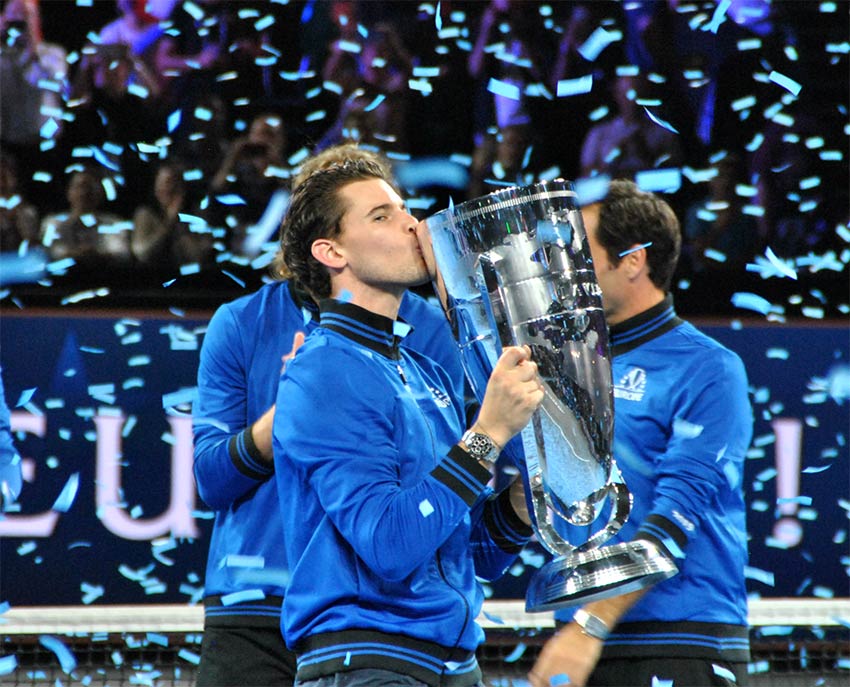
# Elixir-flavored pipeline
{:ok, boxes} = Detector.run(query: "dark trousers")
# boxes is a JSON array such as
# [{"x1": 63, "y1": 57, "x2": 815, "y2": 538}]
[
  {"x1": 588, "y1": 657, "x2": 748, "y2": 686},
  {"x1": 196, "y1": 625, "x2": 297, "y2": 687}
]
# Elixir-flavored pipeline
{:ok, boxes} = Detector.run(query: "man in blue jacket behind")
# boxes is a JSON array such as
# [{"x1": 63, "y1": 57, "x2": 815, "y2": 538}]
[
  {"x1": 273, "y1": 158, "x2": 544, "y2": 686},
  {"x1": 530, "y1": 180, "x2": 753, "y2": 687}
]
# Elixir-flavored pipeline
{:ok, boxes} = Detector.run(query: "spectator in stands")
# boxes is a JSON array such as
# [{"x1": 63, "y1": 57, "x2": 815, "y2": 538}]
[
  {"x1": 467, "y1": 122, "x2": 535, "y2": 200},
  {"x1": 146, "y1": 0, "x2": 221, "y2": 107},
  {"x1": 39, "y1": 166, "x2": 131, "y2": 271},
  {"x1": 580, "y1": 72, "x2": 682, "y2": 179},
  {"x1": 208, "y1": 111, "x2": 288, "y2": 255},
  {"x1": 97, "y1": 0, "x2": 162, "y2": 58},
  {"x1": 467, "y1": 0, "x2": 552, "y2": 143},
  {"x1": 67, "y1": 42, "x2": 161, "y2": 144},
  {"x1": 0, "y1": 151, "x2": 39, "y2": 253},
  {"x1": 0, "y1": 0, "x2": 67, "y2": 195},
  {"x1": 318, "y1": 20, "x2": 414, "y2": 152},
  {"x1": 170, "y1": 92, "x2": 230, "y2": 186},
  {"x1": 683, "y1": 152, "x2": 759, "y2": 272},
  {"x1": 131, "y1": 161, "x2": 214, "y2": 276}
]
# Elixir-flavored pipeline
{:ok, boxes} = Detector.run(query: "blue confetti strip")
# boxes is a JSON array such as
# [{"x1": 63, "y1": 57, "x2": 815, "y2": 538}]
[
  {"x1": 0, "y1": 655, "x2": 17, "y2": 675},
  {"x1": 38, "y1": 635, "x2": 77, "y2": 674},
  {"x1": 52, "y1": 473, "x2": 80, "y2": 513},
  {"x1": 162, "y1": 387, "x2": 197, "y2": 409},
  {"x1": 221, "y1": 589, "x2": 266, "y2": 605},
  {"x1": 503, "y1": 643, "x2": 527, "y2": 663},
  {"x1": 619, "y1": 242, "x2": 653, "y2": 258},
  {"x1": 15, "y1": 388, "x2": 36, "y2": 407},
  {"x1": 486, "y1": 78, "x2": 520, "y2": 101},
  {"x1": 731, "y1": 292, "x2": 775, "y2": 315},
  {"x1": 643, "y1": 108, "x2": 679, "y2": 134},
  {"x1": 579, "y1": 26, "x2": 621, "y2": 61},
  {"x1": 178, "y1": 648, "x2": 201, "y2": 665},
  {"x1": 768, "y1": 70, "x2": 803, "y2": 97},
  {"x1": 636, "y1": 168, "x2": 682, "y2": 193},
  {"x1": 556, "y1": 75, "x2": 593, "y2": 97}
]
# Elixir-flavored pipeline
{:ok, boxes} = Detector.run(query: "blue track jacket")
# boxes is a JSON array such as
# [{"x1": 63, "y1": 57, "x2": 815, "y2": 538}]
[
  {"x1": 557, "y1": 296, "x2": 753, "y2": 663},
  {"x1": 273, "y1": 299, "x2": 532, "y2": 686}
]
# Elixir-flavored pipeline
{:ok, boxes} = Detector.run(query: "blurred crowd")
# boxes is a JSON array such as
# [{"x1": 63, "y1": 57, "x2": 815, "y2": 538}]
[{"x1": 0, "y1": 0, "x2": 847, "y2": 314}]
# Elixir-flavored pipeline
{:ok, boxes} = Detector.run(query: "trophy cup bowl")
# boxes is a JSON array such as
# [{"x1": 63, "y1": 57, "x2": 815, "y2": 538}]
[{"x1": 421, "y1": 180, "x2": 677, "y2": 611}]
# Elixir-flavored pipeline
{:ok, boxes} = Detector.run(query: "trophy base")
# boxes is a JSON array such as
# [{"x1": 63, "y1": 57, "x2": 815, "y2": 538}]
[{"x1": 525, "y1": 540, "x2": 678, "y2": 612}]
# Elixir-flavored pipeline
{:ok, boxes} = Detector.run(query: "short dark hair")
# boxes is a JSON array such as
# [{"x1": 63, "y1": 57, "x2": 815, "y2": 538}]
[
  {"x1": 280, "y1": 159, "x2": 387, "y2": 299},
  {"x1": 271, "y1": 145, "x2": 394, "y2": 280},
  {"x1": 596, "y1": 179, "x2": 681, "y2": 292}
]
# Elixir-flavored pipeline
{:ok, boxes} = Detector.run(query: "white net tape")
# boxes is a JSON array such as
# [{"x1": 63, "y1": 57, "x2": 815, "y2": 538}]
[{"x1": 4, "y1": 598, "x2": 849, "y2": 634}]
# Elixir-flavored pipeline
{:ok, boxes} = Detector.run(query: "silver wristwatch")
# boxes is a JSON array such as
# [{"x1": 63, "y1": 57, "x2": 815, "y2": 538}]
[
  {"x1": 573, "y1": 608, "x2": 611, "y2": 640},
  {"x1": 461, "y1": 430, "x2": 500, "y2": 465}
]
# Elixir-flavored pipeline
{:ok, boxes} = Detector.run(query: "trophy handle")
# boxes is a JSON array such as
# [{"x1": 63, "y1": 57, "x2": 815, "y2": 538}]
[
  {"x1": 529, "y1": 475, "x2": 632, "y2": 556},
  {"x1": 570, "y1": 479, "x2": 632, "y2": 553}
]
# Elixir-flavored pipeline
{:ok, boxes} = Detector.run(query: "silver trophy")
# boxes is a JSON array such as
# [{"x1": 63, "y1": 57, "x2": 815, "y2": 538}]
[{"x1": 421, "y1": 180, "x2": 677, "y2": 611}]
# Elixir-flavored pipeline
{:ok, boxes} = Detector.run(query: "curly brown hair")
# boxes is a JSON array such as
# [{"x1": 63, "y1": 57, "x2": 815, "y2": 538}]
[
  {"x1": 270, "y1": 144, "x2": 393, "y2": 280},
  {"x1": 279, "y1": 158, "x2": 388, "y2": 299}
]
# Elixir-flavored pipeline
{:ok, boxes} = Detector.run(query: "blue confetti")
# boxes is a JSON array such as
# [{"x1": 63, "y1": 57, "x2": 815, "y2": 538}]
[
  {"x1": 39, "y1": 635, "x2": 77, "y2": 674},
  {"x1": 703, "y1": 0, "x2": 731, "y2": 33},
  {"x1": 162, "y1": 387, "x2": 197, "y2": 409},
  {"x1": 435, "y1": 1, "x2": 442, "y2": 31},
  {"x1": 556, "y1": 75, "x2": 593, "y2": 97},
  {"x1": 363, "y1": 94, "x2": 386, "y2": 112},
  {"x1": 15, "y1": 388, "x2": 36, "y2": 407},
  {"x1": 221, "y1": 589, "x2": 266, "y2": 605},
  {"x1": 744, "y1": 565, "x2": 775, "y2": 586},
  {"x1": 52, "y1": 473, "x2": 79, "y2": 513},
  {"x1": 643, "y1": 107, "x2": 679, "y2": 134},
  {"x1": 503, "y1": 642, "x2": 527, "y2": 663},
  {"x1": 574, "y1": 175, "x2": 611, "y2": 206},
  {"x1": 487, "y1": 78, "x2": 520, "y2": 100},
  {"x1": 579, "y1": 26, "x2": 621, "y2": 61},
  {"x1": 167, "y1": 110, "x2": 182, "y2": 132},
  {"x1": 619, "y1": 242, "x2": 653, "y2": 258},
  {"x1": 418, "y1": 499, "x2": 435, "y2": 517},
  {"x1": 81, "y1": 582, "x2": 104, "y2": 604},
  {"x1": 215, "y1": 194, "x2": 247, "y2": 206},
  {"x1": 0, "y1": 655, "x2": 16, "y2": 675},
  {"x1": 731, "y1": 292, "x2": 775, "y2": 315},
  {"x1": 636, "y1": 168, "x2": 681, "y2": 193},
  {"x1": 768, "y1": 70, "x2": 803, "y2": 97},
  {"x1": 178, "y1": 648, "x2": 201, "y2": 665}
]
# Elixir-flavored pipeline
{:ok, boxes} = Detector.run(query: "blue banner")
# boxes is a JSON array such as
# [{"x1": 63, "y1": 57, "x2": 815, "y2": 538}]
[{"x1": 1, "y1": 312, "x2": 847, "y2": 606}]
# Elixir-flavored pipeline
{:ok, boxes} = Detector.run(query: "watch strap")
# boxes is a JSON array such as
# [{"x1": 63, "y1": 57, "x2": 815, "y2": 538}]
[{"x1": 573, "y1": 608, "x2": 611, "y2": 640}]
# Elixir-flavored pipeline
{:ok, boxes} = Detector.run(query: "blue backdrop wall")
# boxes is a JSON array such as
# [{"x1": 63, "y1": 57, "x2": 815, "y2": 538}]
[{"x1": 1, "y1": 311, "x2": 847, "y2": 606}]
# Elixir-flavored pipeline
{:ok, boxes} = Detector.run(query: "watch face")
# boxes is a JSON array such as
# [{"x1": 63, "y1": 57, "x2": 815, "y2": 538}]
[{"x1": 464, "y1": 432, "x2": 497, "y2": 463}]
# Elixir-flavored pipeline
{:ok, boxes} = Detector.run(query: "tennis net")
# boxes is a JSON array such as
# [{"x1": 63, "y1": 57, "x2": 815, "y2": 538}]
[{"x1": 2, "y1": 598, "x2": 848, "y2": 686}]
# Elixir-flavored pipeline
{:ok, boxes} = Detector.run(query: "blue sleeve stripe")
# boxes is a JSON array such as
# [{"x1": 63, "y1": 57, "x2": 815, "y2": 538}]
[
  {"x1": 227, "y1": 429, "x2": 273, "y2": 481},
  {"x1": 431, "y1": 445, "x2": 490, "y2": 506},
  {"x1": 637, "y1": 513, "x2": 688, "y2": 560}
]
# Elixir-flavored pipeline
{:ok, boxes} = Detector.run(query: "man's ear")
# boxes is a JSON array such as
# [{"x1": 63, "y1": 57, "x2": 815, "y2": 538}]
[
  {"x1": 621, "y1": 244, "x2": 647, "y2": 280},
  {"x1": 311, "y1": 238, "x2": 346, "y2": 270}
]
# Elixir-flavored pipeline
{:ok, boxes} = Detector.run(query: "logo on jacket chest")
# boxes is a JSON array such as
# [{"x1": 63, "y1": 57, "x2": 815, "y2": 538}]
[
  {"x1": 614, "y1": 367, "x2": 646, "y2": 401},
  {"x1": 428, "y1": 385, "x2": 452, "y2": 408}
]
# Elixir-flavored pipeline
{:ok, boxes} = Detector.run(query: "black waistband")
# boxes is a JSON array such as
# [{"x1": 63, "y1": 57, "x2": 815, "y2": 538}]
[
  {"x1": 202, "y1": 594, "x2": 284, "y2": 628},
  {"x1": 599, "y1": 620, "x2": 750, "y2": 663},
  {"x1": 296, "y1": 629, "x2": 481, "y2": 687}
]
